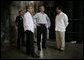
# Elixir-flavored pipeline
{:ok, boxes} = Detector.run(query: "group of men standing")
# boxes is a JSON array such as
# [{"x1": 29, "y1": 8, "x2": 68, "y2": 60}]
[{"x1": 15, "y1": 5, "x2": 69, "y2": 58}]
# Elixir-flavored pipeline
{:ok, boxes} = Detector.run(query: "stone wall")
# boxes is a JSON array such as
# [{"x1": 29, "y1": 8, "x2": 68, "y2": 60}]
[{"x1": 1, "y1": 1, "x2": 44, "y2": 46}]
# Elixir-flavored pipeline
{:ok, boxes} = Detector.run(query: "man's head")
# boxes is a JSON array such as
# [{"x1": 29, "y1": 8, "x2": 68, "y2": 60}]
[
  {"x1": 19, "y1": 10, "x2": 24, "y2": 16},
  {"x1": 26, "y1": 5, "x2": 34, "y2": 14},
  {"x1": 56, "y1": 5, "x2": 62, "y2": 14},
  {"x1": 39, "y1": 5, "x2": 45, "y2": 12}
]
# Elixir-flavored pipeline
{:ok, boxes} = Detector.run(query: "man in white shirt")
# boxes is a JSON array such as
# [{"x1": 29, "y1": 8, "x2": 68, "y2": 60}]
[
  {"x1": 23, "y1": 5, "x2": 39, "y2": 58},
  {"x1": 55, "y1": 5, "x2": 69, "y2": 51},
  {"x1": 33, "y1": 5, "x2": 51, "y2": 51}
]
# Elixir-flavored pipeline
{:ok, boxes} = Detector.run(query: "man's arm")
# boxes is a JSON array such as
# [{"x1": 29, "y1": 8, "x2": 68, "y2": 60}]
[
  {"x1": 23, "y1": 14, "x2": 29, "y2": 28},
  {"x1": 63, "y1": 14, "x2": 69, "y2": 28},
  {"x1": 33, "y1": 13, "x2": 40, "y2": 26},
  {"x1": 46, "y1": 15, "x2": 51, "y2": 28},
  {"x1": 33, "y1": 16, "x2": 36, "y2": 28}
]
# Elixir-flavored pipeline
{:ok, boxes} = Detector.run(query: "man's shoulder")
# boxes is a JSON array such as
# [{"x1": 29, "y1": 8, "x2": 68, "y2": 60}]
[
  {"x1": 24, "y1": 12, "x2": 28, "y2": 15},
  {"x1": 16, "y1": 15, "x2": 20, "y2": 18},
  {"x1": 62, "y1": 12, "x2": 67, "y2": 16},
  {"x1": 44, "y1": 13, "x2": 47, "y2": 16},
  {"x1": 16, "y1": 16, "x2": 20, "y2": 22},
  {"x1": 24, "y1": 12, "x2": 30, "y2": 16},
  {"x1": 34, "y1": 12, "x2": 40, "y2": 16}
]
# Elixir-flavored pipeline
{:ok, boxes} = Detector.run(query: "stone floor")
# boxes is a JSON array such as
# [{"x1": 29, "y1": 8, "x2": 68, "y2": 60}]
[{"x1": 1, "y1": 40, "x2": 83, "y2": 59}]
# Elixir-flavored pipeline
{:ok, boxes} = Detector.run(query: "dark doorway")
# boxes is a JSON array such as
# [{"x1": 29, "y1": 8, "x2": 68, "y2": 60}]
[{"x1": 43, "y1": 1, "x2": 83, "y2": 43}]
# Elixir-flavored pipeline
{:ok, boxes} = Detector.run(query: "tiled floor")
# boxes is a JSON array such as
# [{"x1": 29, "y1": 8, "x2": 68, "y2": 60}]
[{"x1": 1, "y1": 41, "x2": 83, "y2": 59}]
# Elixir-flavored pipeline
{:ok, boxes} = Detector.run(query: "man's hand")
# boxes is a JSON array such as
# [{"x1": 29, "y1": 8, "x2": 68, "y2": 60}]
[
  {"x1": 16, "y1": 23, "x2": 18, "y2": 26},
  {"x1": 36, "y1": 24, "x2": 40, "y2": 26}
]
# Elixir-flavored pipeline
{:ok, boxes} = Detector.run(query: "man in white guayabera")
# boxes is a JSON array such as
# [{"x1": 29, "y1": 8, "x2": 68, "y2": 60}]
[{"x1": 55, "y1": 5, "x2": 69, "y2": 51}]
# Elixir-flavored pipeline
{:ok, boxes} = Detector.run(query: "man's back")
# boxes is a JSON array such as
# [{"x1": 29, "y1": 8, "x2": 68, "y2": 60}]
[{"x1": 15, "y1": 15, "x2": 24, "y2": 31}]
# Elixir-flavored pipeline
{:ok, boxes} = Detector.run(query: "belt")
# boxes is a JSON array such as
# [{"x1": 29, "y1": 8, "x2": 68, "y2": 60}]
[{"x1": 39, "y1": 24, "x2": 46, "y2": 26}]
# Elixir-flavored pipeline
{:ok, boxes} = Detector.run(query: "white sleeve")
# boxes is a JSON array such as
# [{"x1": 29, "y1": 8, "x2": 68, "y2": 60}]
[
  {"x1": 33, "y1": 13, "x2": 38, "y2": 25},
  {"x1": 63, "y1": 14, "x2": 69, "y2": 28},
  {"x1": 46, "y1": 14, "x2": 51, "y2": 28},
  {"x1": 55, "y1": 16, "x2": 56, "y2": 30},
  {"x1": 23, "y1": 14, "x2": 29, "y2": 29},
  {"x1": 33, "y1": 16, "x2": 36, "y2": 28}
]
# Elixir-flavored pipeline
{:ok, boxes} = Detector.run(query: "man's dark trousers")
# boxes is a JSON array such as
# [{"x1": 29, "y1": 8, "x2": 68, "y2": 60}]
[
  {"x1": 17, "y1": 28, "x2": 25, "y2": 49},
  {"x1": 26, "y1": 30, "x2": 35, "y2": 55},
  {"x1": 37, "y1": 24, "x2": 47, "y2": 50}
]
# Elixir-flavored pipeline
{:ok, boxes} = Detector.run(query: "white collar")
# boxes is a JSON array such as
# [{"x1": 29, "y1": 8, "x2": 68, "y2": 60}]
[
  {"x1": 27, "y1": 11, "x2": 30, "y2": 14},
  {"x1": 40, "y1": 12, "x2": 45, "y2": 14},
  {"x1": 57, "y1": 12, "x2": 63, "y2": 16}
]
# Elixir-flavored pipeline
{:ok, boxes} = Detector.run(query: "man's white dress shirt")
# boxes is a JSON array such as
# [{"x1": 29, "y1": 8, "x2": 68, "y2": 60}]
[
  {"x1": 55, "y1": 12, "x2": 69, "y2": 32},
  {"x1": 33, "y1": 12, "x2": 51, "y2": 28},
  {"x1": 23, "y1": 12, "x2": 34, "y2": 33}
]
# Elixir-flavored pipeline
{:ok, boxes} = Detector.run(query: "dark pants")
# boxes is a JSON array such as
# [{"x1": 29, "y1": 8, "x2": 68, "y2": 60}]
[
  {"x1": 37, "y1": 25, "x2": 47, "y2": 49},
  {"x1": 26, "y1": 30, "x2": 35, "y2": 55},
  {"x1": 17, "y1": 29, "x2": 25, "y2": 48}
]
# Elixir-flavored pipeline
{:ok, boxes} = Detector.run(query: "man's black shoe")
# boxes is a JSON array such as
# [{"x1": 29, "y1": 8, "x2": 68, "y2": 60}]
[{"x1": 58, "y1": 49, "x2": 64, "y2": 52}]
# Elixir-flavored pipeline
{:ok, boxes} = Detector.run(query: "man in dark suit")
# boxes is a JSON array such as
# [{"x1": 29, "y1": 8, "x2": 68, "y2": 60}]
[{"x1": 15, "y1": 10, "x2": 25, "y2": 49}]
